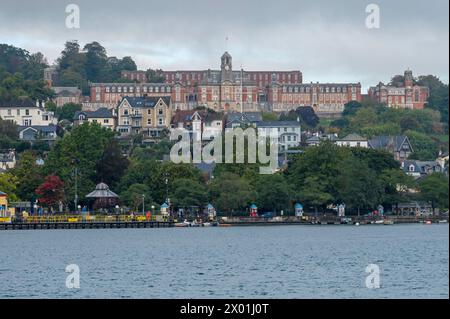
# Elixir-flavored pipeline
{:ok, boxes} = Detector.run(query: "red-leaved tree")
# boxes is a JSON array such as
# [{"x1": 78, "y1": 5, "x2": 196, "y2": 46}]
[{"x1": 35, "y1": 175, "x2": 65, "y2": 211}]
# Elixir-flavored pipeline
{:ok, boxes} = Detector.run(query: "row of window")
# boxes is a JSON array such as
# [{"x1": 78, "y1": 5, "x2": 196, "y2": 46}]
[
  {"x1": 122, "y1": 118, "x2": 164, "y2": 126},
  {"x1": 102, "y1": 86, "x2": 172, "y2": 94}
]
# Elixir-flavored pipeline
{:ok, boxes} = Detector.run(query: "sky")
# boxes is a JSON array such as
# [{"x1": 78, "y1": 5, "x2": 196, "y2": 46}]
[{"x1": 0, "y1": 0, "x2": 448, "y2": 91}]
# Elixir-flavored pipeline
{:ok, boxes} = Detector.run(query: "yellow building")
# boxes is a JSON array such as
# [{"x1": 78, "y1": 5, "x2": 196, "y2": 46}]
[{"x1": 0, "y1": 191, "x2": 13, "y2": 222}]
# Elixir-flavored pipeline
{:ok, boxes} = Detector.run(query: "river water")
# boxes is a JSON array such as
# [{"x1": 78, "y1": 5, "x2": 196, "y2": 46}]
[{"x1": 0, "y1": 224, "x2": 448, "y2": 299}]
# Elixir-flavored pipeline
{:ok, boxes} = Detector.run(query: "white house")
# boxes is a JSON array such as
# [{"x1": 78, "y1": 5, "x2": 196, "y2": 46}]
[
  {"x1": 335, "y1": 133, "x2": 369, "y2": 148},
  {"x1": 0, "y1": 99, "x2": 57, "y2": 126},
  {"x1": 256, "y1": 121, "x2": 302, "y2": 151}
]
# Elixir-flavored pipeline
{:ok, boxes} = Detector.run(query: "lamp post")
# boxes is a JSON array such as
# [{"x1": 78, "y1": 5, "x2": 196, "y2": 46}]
[{"x1": 142, "y1": 194, "x2": 145, "y2": 215}]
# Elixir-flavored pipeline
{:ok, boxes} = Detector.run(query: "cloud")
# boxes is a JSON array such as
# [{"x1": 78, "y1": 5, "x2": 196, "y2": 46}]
[{"x1": 0, "y1": 0, "x2": 448, "y2": 90}]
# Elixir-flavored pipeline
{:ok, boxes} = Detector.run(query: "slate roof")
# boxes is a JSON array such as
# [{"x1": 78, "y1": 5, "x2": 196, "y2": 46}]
[
  {"x1": 339, "y1": 133, "x2": 367, "y2": 141},
  {"x1": 52, "y1": 87, "x2": 81, "y2": 96},
  {"x1": 257, "y1": 121, "x2": 300, "y2": 128},
  {"x1": 17, "y1": 125, "x2": 57, "y2": 133},
  {"x1": 403, "y1": 160, "x2": 442, "y2": 174},
  {"x1": 120, "y1": 96, "x2": 171, "y2": 108},
  {"x1": 368, "y1": 136, "x2": 412, "y2": 152},
  {"x1": 73, "y1": 108, "x2": 114, "y2": 120},
  {"x1": 0, "y1": 98, "x2": 36, "y2": 108}
]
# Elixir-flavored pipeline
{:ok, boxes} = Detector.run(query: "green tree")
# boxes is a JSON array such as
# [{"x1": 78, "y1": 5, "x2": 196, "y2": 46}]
[
  {"x1": 171, "y1": 178, "x2": 207, "y2": 210},
  {"x1": 95, "y1": 140, "x2": 129, "y2": 187},
  {"x1": 121, "y1": 183, "x2": 152, "y2": 212},
  {"x1": 0, "y1": 172, "x2": 18, "y2": 201},
  {"x1": 208, "y1": 172, "x2": 255, "y2": 215},
  {"x1": 43, "y1": 122, "x2": 116, "y2": 208},
  {"x1": 254, "y1": 174, "x2": 291, "y2": 213},
  {"x1": 419, "y1": 173, "x2": 449, "y2": 213},
  {"x1": 10, "y1": 151, "x2": 44, "y2": 201}
]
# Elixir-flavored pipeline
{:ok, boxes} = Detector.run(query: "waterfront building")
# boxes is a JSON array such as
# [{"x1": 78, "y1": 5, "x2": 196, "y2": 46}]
[
  {"x1": 368, "y1": 135, "x2": 413, "y2": 161},
  {"x1": 224, "y1": 112, "x2": 262, "y2": 131},
  {"x1": 368, "y1": 70, "x2": 429, "y2": 110},
  {"x1": 116, "y1": 96, "x2": 172, "y2": 138},
  {"x1": 0, "y1": 99, "x2": 57, "y2": 126},
  {"x1": 73, "y1": 108, "x2": 116, "y2": 130}
]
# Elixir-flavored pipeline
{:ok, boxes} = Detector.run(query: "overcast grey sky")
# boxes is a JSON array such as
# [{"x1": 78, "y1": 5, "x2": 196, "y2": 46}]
[{"x1": 0, "y1": 0, "x2": 448, "y2": 90}]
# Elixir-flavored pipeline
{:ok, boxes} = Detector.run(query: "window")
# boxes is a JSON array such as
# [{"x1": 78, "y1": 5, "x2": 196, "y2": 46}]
[
  {"x1": 147, "y1": 119, "x2": 152, "y2": 125},
  {"x1": 159, "y1": 109, "x2": 163, "y2": 115},
  {"x1": 158, "y1": 118, "x2": 163, "y2": 126},
  {"x1": 7, "y1": 109, "x2": 11, "y2": 116},
  {"x1": 124, "y1": 110, "x2": 129, "y2": 116},
  {"x1": 409, "y1": 165, "x2": 415, "y2": 172},
  {"x1": 104, "y1": 119, "x2": 109, "y2": 124},
  {"x1": 25, "y1": 109, "x2": 30, "y2": 116},
  {"x1": 147, "y1": 109, "x2": 152, "y2": 115},
  {"x1": 17, "y1": 109, "x2": 20, "y2": 115}
]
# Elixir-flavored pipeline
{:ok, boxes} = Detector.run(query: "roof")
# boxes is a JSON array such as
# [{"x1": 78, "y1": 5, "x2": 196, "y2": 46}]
[
  {"x1": 120, "y1": 96, "x2": 171, "y2": 108},
  {"x1": 257, "y1": 121, "x2": 300, "y2": 128},
  {"x1": 403, "y1": 160, "x2": 442, "y2": 174},
  {"x1": 74, "y1": 108, "x2": 114, "y2": 120},
  {"x1": 52, "y1": 87, "x2": 81, "y2": 96},
  {"x1": 86, "y1": 183, "x2": 119, "y2": 198},
  {"x1": 339, "y1": 133, "x2": 367, "y2": 141},
  {"x1": 225, "y1": 112, "x2": 262, "y2": 128},
  {"x1": 0, "y1": 191, "x2": 7, "y2": 196},
  {"x1": 368, "y1": 136, "x2": 412, "y2": 152},
  {"x1": 17, "y1": 125, "x2": 57, "y2": 133},
  {"x1": 0, "y1": 98, "x2": 36, "y2": 108}
]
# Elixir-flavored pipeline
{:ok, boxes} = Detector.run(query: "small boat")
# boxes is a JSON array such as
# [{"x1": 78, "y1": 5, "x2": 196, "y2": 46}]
[
  {"x1": 355, "y1": 222, "x2": 360, "y2": 226},
  {"x1": 438, "y1": 220, "x2": 448, "y2": 224},
  {"x1": 383, "y1": 220, "x2": 394, "y2": 225},
  {"x1": 425, "y1": 221, "x2": 432, "y2": 225},
  {"x1": 175, "y1": 220, "x2": 190, "y2": 227},
  {"x1": 374, "y1": 220, "x2": 384, "y2": 225}
]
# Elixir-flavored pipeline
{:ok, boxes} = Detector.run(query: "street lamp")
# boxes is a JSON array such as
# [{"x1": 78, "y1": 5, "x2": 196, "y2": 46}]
[{"x1": 142, "y1": 194, "x2": 145, "y2": 215}]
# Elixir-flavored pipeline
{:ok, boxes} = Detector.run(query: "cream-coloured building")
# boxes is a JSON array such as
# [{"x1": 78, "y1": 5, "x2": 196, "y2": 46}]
[
  {"x1": 73, "y1": 108, "x2": 116, "y2": 130},
  {"x1": 116, "y1": 96, "x2": 172, "y2": 138},
  {"x1": 0, "y1": 99, "x2": 57, "y2": 126}
]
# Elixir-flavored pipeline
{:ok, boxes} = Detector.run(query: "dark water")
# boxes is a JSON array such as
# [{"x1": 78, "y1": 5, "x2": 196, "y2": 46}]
[{"x1": 0, "y1": 224, "x2": 448, "y2": 299}]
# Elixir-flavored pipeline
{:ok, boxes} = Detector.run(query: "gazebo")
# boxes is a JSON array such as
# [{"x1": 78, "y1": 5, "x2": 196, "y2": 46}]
[
  {"x1": 86, "y1": 183, "x2": 119, "y2": 210},
  {"x1": 250, "y1": 204, "x2": 258, "y2": 217},
  {"x1": 295, "y1": 203, "x2": 304, "y2": 217}
]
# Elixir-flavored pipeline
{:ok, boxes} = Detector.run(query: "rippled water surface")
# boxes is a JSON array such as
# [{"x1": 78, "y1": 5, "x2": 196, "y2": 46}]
[{"x1": 0, "y1": 224, "x2": 448, "y2": 298}]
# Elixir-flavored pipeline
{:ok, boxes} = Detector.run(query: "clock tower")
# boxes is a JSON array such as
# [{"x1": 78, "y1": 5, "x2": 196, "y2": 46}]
[{"x1": 221, "y1": 52, "x2": 233, "y2": 83}]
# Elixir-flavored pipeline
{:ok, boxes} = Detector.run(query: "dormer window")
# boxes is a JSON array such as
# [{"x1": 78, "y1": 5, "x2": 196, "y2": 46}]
[
  {"x1": 79, "y1": 114, "x2": 85, "y2": 121},
  {"x1": 409, "y1": 165, "x2": 415, "y2": 172}
]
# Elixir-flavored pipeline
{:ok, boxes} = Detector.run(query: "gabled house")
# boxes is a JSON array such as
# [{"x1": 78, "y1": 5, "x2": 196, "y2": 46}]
[
  {"x1": 17, "y1": 125, "x2": 58, "y2": 143},
  {"x1": 368, "y1": 135, "x2": 413, "y2": 161},
  {"x1": 0, "y1": 98, "x2": 57, "y2": 126},
  {"x1": 117, "y1": 96, "x2": 172, "y2": 139},
  {"x1": 225, "y1": 112, "x2": 262, "y2": 131},
  {"x1": 73, "y1": 108, "x2": 115, "y2": 130},
  {"x1": 402, "y1": 160, "x2": 443, "y2": 179},
  {"x1": 171, "y1": 109, "x2": 224, "y2": 142},
  {"x1": 257, "y1": 121, "x2": 301, "y2": 151}
]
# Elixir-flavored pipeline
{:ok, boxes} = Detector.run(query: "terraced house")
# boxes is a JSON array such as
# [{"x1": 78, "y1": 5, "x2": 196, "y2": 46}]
[{"x1": 116, "y1": 96, "x2": 172, "y2": 139}]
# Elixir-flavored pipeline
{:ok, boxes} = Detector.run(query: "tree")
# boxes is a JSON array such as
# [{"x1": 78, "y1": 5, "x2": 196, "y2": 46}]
[
  {"x1": 35, "y1": 175, "x2": 65, "y2": 211},
  {"x1": 43, "y1": 122, "x2": 116, "y2": 208},
  {"x1": 379, "y1": 168, "x2": 415, "y2": 213},
  {"x1": 0, "y1": 173, "x2": 18, "y2": 201},
  {"x1": 255, "y1": 174, "x2": 291, "y2": 213},
  {"x1": 208, "y1": 173, "x2": 255, "y2": 215},
  {"x1": 83, "y1": 42, "x2": 108, "y2": 82},
  {"x1": 95, "y1": 140, "x2": 129, "y2": 187},
  {"x1": 342, "y1": 101, "x2": 363, "y2": 117},
  {"x1": 419, "y1": 173, "x2": 449, "y2": 214},
  {"x1": 55, "y1": 103, "x2": 82, "y2": 122},
  {"x1": 121, "y1": 183, "x2": 152, "y2": 212},
  {"x1": 336, "y1": 156, "x2": 382, "y2": 216},
  {"x1": 298, "y1": 175, "x2": 333, "y2": 214},
  {"x1": 171, "y1": 178, "x2": 207, "y2": 210},
  {"x1": 10, "y1": 151, "x2": 44, "y2": 201},
  {"x1": 146, "y1": 68, "x2": 165, "y2": 83}
]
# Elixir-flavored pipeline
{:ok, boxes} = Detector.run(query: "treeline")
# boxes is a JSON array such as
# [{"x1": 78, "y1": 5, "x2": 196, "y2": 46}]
[
  {"x1": 2, "y1": 123, "x2": 448, "y2": 215},
  {"x1": 329, "y1": 98, "x2": 448, "y2": 161},
  {"x1": 0, "y1": 44, "x2": 53, "y2": 102}
]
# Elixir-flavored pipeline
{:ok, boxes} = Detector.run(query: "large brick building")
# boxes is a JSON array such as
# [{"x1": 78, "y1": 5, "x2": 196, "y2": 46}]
[
  {"x1": 368, "y1": 70, "x2": 429, "y2": 109},
  {"x1": 90, "y1": 52, "x2": 361, "y2": 115}
]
